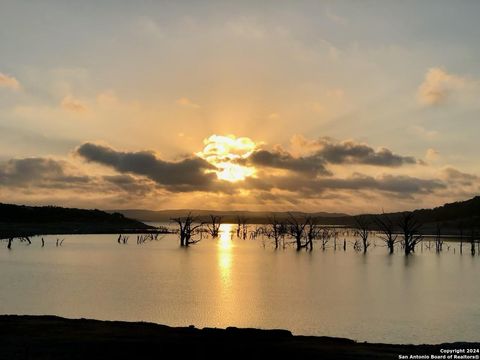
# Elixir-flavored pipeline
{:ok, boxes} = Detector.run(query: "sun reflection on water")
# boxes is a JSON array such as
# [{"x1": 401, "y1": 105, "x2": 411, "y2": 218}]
[{"x1": 218, "y1": 224, "x2": 233, "y2": 282}]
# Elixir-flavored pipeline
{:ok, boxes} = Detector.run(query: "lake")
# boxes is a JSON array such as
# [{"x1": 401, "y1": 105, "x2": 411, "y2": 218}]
[{"x1": 0, "y1": 223, "x2": 479, "y2": 344}]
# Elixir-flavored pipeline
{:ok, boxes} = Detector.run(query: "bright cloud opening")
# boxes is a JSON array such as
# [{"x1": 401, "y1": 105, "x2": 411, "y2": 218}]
[{"x1": 197, "y1": 134, "x2": 257, "y2": 182}]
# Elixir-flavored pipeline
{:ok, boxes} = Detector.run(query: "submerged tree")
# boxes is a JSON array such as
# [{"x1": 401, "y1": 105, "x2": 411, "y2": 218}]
[
  {"x1": 317, "y1": 226, "x2": 332, "y2": 251},
  {"x1": 375, "y1": 213, "x2": 399, "y2": 254},
  {"x1": 398, "y1": 212, "x2": 423, "y2": 255},
  {"x1": 171, "y1": 213, "x2": 204, "y2": 247},
  {"x1": 287, "y1": 213, "x2": 308, "y2": 251},
  {"x1": 206, "y1": 215, "x2": 222, "y2": 238},
  {"x1": 434, "y1": 222, "x2": 443, "y2": 253},
  {"x1": 304, "y1": 217, "x2": 319, "y2": 251},
  {"x1": 236, "y1": 216, "x2": 248, "y2": 239},
  {"x1": 470, "y1": 226, "x2": 477, "y2": 256},
  {"x1": 457, "y1": 221, "x2": 464, "y2": 254},
  {"x1": 354, "y1": 215, "x2": 371, "y2": 253},
  {"x1": 265, "y1": 215, "x2": 286, "y2": 249}
]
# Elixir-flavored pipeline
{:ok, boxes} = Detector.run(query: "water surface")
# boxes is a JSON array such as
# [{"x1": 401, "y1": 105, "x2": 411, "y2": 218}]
[{"x1": 0, "y1": 224, "x2": 479, "y2": 344}]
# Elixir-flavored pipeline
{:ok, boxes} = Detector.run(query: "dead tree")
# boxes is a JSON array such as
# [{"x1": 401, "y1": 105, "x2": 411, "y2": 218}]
[
  {"x1": 434, "y1": 222, "x2": 443, "y2": 253},
  {"x1": 206, "y1": 215, "x2": 222, "y2": 238},
  {"x1": 265, "y1": 216, "x2": 286, "y2": 249},
  {"x1": 375, "y1": 213, "x2": 399, "y2": 254},
  {"x1": 354, "y1": 215, "x2": 371, "y2": 253},
  {"x1": 136, "y1": 233, "x2": 162, "y2": 245},
  {"x1": 18, "y1": 237, "x2": 31, "y2": 245},
  {"x1": 304, "y1": 217, "x2": 319, "y2": 251},
  {"x1": 470, "y1": 226, "x2": 476, "y2": 256},
  {"x1": 171, "y1": 213, "x2": 204, "y2": 247},
  {"x1": 287, "y1": 213, "x2": 308, "y2": 251},
  {"x1": 353, "y1": 239, "x2": 362, "y2": 251},
  {"x1": 458, "y1": 221, "x2": 464, "y2": 254},
  {"x1": 317, "y1": 226, "x2": 331, "y2": 250},
  {"x1": 236, "y1": 216, "x2": 248, "y2": 239},
  {"x1": 398, "y1": 212, "x2": 423, "y2": 255}
]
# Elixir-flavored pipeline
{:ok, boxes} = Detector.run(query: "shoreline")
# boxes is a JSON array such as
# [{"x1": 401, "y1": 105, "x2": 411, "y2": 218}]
[{"x1": 0, "y1": 315, "x2": 478, "y2": 359}]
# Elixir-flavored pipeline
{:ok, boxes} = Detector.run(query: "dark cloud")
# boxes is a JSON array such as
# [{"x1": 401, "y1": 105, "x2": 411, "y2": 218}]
[
  {"x1": 0, "y1": 157, "x2": 162, "y2": 199},
  {"x1": 315, "y1": 138, "x2": 417, "y2": 167},
  {"x1": 0, "y1": 141, "x2": 453, "y2": 210},
  {"x1": 248, "y1": 149, "x2": 331, "y2": 175},
  {"x1": 444, "y1": 167, "x2": 478, "y2": 186},
  {"x1": 76, "y1": 142, "x2": 217, "y2": 191},
  {"x1": 103, "y1": 174, "x2": 157, "y2": 196},
  {"x1": 246, "y1": 173, "x2": 446, "y2": 196},
  {"x1": 0, "y1": 158, "x2": 90, "y2": 187},
  {"x1": 245, "y1": 138, "x2": 417, "y2": 176}
]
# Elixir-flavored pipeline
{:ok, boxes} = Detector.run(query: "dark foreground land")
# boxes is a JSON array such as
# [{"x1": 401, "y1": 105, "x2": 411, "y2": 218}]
[{"x1": 0, "y1": 316, "x2": 478, "y2": 360}]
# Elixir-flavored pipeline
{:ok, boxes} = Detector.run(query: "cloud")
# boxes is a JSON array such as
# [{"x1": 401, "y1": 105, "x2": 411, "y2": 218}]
[
  {"x1": 248, "y1": 137, "x2": 417, "y2": 175},
  {"x1": 176, "y1": 97, "x2": 200, "y2": 108},
  {"x1": 443, "y1": 167, "x2": 478, "y2": 185},
  {"x1": 248, "y1": 172, "x2": 446, "y2": 198},
  {"x1": 61, "y1": 95, "x2": 88, "y2": 113},
  {"x1": 248, "y1": 149, "x2": 331, "y2": 176},
  {"x1": 315, "y1": 137, "x2": 417, "y2": 166},
  {"x1": 76, "y1": 142, "x2": 216, "y2": 191},
  {"x1": 425, "y1": 148, "x2": 439, "y2": 162},
  {"x1": 0, "y1": 150, "x2": 465, "y2": 212},
  {"x1": 417, "y1": 67, "x2": 465, "y2": 106},
  {"x1": 0, "y1": 156, "x2": 165, "y2": 208},
  {"x1": 0, "y1": 72, "x2": 20, "y2": 91},
  {"x1": 102, "y1": 174, "x2": 157, "y2": 196},
  {"x1": 0, "y1": 157, "x2": 90, "y2": 188}
]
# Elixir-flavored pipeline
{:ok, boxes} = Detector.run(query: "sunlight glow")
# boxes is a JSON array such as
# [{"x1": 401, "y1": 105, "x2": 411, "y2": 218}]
[
  {"x1": 218, "y1": 224, "x2": 233, "y2": 282},
  {"x1": 197, "y1": 134, "x2": 256, "y2": 182}
]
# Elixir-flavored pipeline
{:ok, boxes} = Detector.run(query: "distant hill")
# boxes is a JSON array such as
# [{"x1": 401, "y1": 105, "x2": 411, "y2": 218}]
[
  {"x1": 412, "y1": 196, "x2": 480, "y2": 224},
  {"x1": 108, "y1": 209, "x2": 349, "y2": 224},
  {"x1": 0, "y1": 203, "x2": 153, "y2": 239},
  {"x1": 111, "y1": 196, "x2": 480, "y2": 234}
]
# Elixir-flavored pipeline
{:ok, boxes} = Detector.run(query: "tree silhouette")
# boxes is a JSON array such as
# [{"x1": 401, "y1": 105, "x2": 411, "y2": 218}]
[
  {"x1": 457, "y1": 220, "x2": 464, "y2": 254},
  {"x1": 304, "y1": 217, "x2": 319, "y2": 251},
  {"x1": 470, "y1": 226, "x2": 476, "y2": 256},
  {"x1": 375, "y1": 213, "x2": 398, "y2": 254},
  {"x1": 434, "y1": 222, "x2": 443, "y2": 253},
  {"x1": 206, "y1": 215, "x2": 222, "y2": 238},
  {"x1": 354, "y1": 215, "x2": 370, "y2": 253},
  {"x1": 236, "y1": 216, "x2": 248, "y2": 239},
  {"x1": 286, "y1": 213, "x2": 308, "y2": 251},
  {"x1": 171, "y1": 213, "x2": 204, "y2": 247},
  {"x1": 398, "y1": 212, "x2": 423, "y2": 255},
  {"x1": 265, "y1": 215, "x2": 286, "y2": 249}
]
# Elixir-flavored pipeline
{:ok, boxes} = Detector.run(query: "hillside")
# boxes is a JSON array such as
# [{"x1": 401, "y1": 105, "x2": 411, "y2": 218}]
[
  {"x1": 112, "y1": 196, "x2": 480, "y2": 233},
  {"x1": 0, "y1": 203, "x2": 154, "y2": 239},
  {"x1": 110, "y1": 209, "x2": 349, "y2": 224}
]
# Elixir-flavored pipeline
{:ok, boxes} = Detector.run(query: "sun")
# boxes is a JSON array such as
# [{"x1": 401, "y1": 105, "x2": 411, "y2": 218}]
[{"x1": 197, "y1": 134, "x2": 257, "y2": 182}]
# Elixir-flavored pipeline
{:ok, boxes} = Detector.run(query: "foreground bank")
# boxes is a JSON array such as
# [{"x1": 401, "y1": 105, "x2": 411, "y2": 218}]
[{"x1": 0, "y1": 315, "x2": 477, "y2": 360}]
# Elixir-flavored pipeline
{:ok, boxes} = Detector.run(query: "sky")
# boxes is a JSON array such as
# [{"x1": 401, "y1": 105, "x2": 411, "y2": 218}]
[{"x1": 1, "y1": 0, "x2": 480, "y2": 213}]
